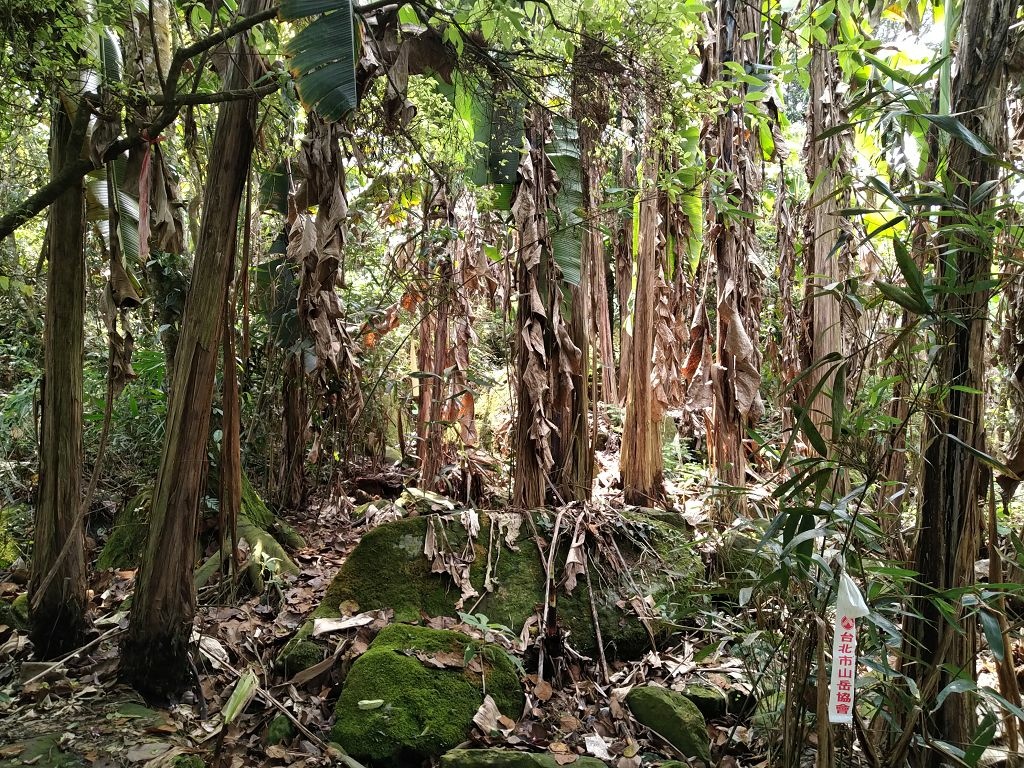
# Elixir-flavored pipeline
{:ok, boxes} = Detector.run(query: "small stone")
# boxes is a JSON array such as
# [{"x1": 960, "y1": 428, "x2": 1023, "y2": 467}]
[{"x1": 626, "y1": 685, "x2": 711, "y2": 766}]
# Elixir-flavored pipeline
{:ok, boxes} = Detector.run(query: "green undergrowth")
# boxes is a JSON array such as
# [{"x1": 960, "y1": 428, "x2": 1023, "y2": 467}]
[
  {"x1": 98, "y1": 473, "x2": 304, "y2": 592},
  {"x1": 0, "y1": 502, "x2": 29, "y2": 568}
]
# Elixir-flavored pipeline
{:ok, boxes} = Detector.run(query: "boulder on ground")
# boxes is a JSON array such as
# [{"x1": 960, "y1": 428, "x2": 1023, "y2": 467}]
[
  {"x1": 289, "y1": 508, "x2": 700, "y2": 671},
  {"x1": 331, "y1": 624, "x2": 524, "y2": 766},
  {"x1": 626, "y1": 685, "x2": 711, "y2": 766}
]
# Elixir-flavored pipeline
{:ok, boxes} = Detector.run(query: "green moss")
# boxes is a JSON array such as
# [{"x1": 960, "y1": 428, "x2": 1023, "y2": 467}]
[
  {"x1": 171, "y1": 756, "x2": 206, "y2": 768},
  {"x1": 10, "y1": 592, "x2": 29, "y2": 629},
  {"x1": 0, "y1": 503, "x2": 29, "y2": 568},
  {"x1": 332, "y1": 625, "x2": 523, "y2": 766},
  {"x1": 0, "y1": 733, "x2": 82, "y2": 768},
  {"x1": 316, "y1": 516, "x2": 447, "y2": 621},
  {"x1": 315, "y1": 512, "x2": 703, "y2": 660},
  {"x1": 626, "y1": 686, "x2": 711, "y2": 765},
  {"x1": 267, "y1": 714, "x2": 295, "y2": 746},
  {"x1": 682, "y1": 685, "x2": 727, "y2": 719},
  {"x1": 0, "y1": 592, "x2": 29, "y2": 630},
  {"x1": 272, "y1": 519, "x2": 307, "y2": 550},
  {"x1": 441, "y1": 749, "x2": 606, "y2": 768},
  {"x1": 241, "y1": 473, "x2": 274, "y2": 529},
  {"x1": 714, "y1": 529, "x2": 775, "y2": 602},
  {"x1": 97, "y1": 489, "x2": 152, "y2": 570},
  {"x1": 277, "y1": 635, "x2": 323, "y2": 676}
]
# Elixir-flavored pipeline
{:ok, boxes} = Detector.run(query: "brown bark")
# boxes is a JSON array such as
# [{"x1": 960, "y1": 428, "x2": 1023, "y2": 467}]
[
  {"x1": 573, "y1": 44, "x2": 617, "y2": 404},
  {"x1": 704, "y1": 0, "x2": 764, "y2": 517},
  {"x1": 615, "y1": 106, "x2": 636, "y2": 403},
  {"x1": 219, "y1": 289, "x2": 242, "y2": 575},
  {"x1": 512, "y1": 116, "x2": 587, "y2": 509},
  {"x1": 29, "y1": 96, "x2": 90, "y2": 658},
  {"x1": 417, "y1": 253, "x2": 450, "y2": 490},
  {"x1": 775, "y1": 167, "x2": 808, "y2": 426},
  {"x1": 120, "y1": 0, "x2": 269, "y2": 699},
  {"x1": 620, "y1": 146, "x2": 664, "y2": 505},
  {"x1": 802, "y1": 14, "x2": 853, "y2": 445},
  {"x1": 1000, "y1": 265, "x2": 1024, "y2": 502},
  {"x1": 903, "y1": 0, "x2": 1017, "y2": 761},
  {"x1": 279, "y1": 352, "x2": 308, "y2": 508}
]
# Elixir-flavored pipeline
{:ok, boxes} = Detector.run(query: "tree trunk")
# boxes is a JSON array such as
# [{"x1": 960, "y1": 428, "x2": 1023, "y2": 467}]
[
  {"x1": 512, "y1": 116, "x2": 587, "y2": 509},
  {"x1": 802, "y1": 10, "x2": 853, "y2": 446},
  {"x1": 120, "y1": 0, "x2": 269, "y2": 699},
  {"x1": 29, "y1": 96, "x2": 90, "y2": 659},
  {"x1": 279, "y1": 351, "x2": 308, "y2": 508},
  {"x1": 620, "y1": 145, "x2": 664, "y2": 505},
  {"x1": 904, "y1": 0, "x2": 1017, "y2": 761},
  {"x1": 573, "y1": 43, "x2": 617, "y2": 404},
  {"x1": 705, "y1": 0, "x2": 764, "y2": 518}
]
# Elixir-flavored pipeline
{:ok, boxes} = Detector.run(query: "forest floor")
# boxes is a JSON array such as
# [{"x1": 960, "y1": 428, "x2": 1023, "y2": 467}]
[{"x1": 0, "y1": 442, "x2": 781, "y2": 768}]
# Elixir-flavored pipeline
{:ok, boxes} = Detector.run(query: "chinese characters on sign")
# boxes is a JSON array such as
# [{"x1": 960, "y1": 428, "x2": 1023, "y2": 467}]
[{"x1": 828, "y1": 571, "x2": 869, "y2": 724}]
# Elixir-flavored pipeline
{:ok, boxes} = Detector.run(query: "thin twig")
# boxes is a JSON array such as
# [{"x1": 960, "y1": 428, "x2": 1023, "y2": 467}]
[
  {"x1": 21, "y1": 624, "x2": 124, "y2": 687},
  {"x1": 583, "y1": 546, "x2": 610, "y2": 684}
]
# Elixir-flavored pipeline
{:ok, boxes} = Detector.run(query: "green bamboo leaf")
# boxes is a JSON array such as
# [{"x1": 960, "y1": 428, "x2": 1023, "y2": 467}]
[
  {"x1": 919, "y1": 114, "x2": 994, "y2": 157},
  {"x1": 223, "y1": 669, "x2": 259, "y2": 724},
  {"x1": 799, "y1": 410, "x2": 828, "y2": 457},
  {"x1": 863, "y1": 51, "x2": 913, "y2": 85},
  {"x1": 892, "y1": 237, "x2": 928, "y2": 307},
  {"x1": 945, "y1": 432, "x2": 1018, "y2": 478},
  {"x1": 933, "y1": 677, "x2": 975, "y2": 713},
  {"x1": 970, "y1": 179, "x2": 1000, "y2": 208},
  {"x1": 875, "y1": 281, "x2": 930, "y2": 314},
  {"x1": 979, "y1": 608, "x2": 1005, "y2": 662}
]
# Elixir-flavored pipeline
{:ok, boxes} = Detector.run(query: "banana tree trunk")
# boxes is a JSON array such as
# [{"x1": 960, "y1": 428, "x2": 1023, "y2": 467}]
[
  {"x1": 620, "y1": 145, "x2": 664, "y2": 505},
  {"x1": 705, "y1": 0, "x2": 764, "y2": 519}
]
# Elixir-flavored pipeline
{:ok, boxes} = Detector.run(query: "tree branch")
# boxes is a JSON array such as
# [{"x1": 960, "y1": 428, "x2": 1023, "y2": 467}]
[
  {"x1": 0, "y1": 7, "x2": 282, "y2": 241},
  {"x1": 149, "y1": 81, "x2": 281, "y2": 106},
  {"x1": 0, "y1": 0, "x2": 406, "y2": 239}
]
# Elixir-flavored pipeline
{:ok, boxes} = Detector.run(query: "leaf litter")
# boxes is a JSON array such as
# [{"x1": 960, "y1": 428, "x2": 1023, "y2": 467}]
[{"x1": 0, "y1": 462, "x2": 780, "y2": 768}]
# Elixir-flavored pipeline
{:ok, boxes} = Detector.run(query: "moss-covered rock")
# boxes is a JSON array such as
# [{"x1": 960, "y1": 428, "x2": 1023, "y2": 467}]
[
  {"x1": 713, "y1": 528, "x2": 775, "y2": 603},
  {"x1": 626, "y1": 686, "x2": 711, "y2": 766},
  {"x1": 312, "y1": 510, "x2": 701, "y2": 661},
  {"x1": 100, "y1": 475, "x2": 304, "y2": 575},
  {"x1": 682, "y1": 685, "x2": 727, "y2": 719},
  {"x1": 277, "y1": 626, "x2": 323, "y2": 677},
  {"x1": 332, "y1": 624, "x2": 524, "y2": 766},
  {"x1": 0, "y1": 733, "x2": 83, "y2": 768},
  {"x1": 441, "y1": 749, "x2": 606, "y2": 768}
]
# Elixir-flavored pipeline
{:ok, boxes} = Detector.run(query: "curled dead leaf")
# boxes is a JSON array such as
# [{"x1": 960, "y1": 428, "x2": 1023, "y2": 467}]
[{"x1": 534, "y1": 679, "x2": 553, "y2": 701}]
